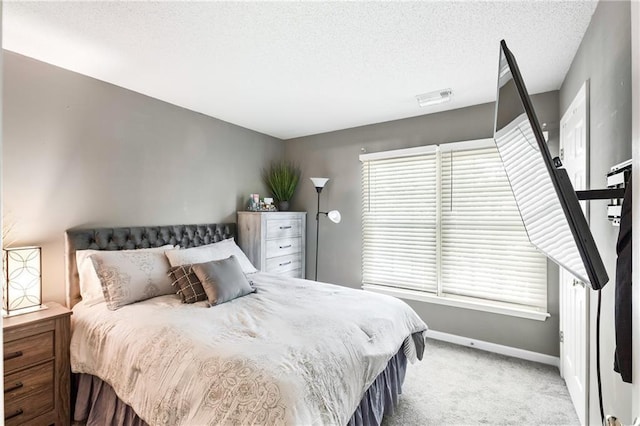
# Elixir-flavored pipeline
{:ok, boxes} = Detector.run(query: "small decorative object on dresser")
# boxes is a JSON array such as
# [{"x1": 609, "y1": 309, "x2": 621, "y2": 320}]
[
  {"x1": 237, "y1": 211, "x2": 306, "y2": 278},
  {"x1": 246, "y1": 195, "x2": 278, "y2": 212},
  {"x1": 3, "y1": 302, "x2": 72, "y2": 425}
]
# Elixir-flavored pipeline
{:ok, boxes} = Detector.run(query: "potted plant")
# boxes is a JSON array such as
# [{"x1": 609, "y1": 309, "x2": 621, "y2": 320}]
[{"x1": 263, "y1": 161, "x2": 301, "y2": 211}]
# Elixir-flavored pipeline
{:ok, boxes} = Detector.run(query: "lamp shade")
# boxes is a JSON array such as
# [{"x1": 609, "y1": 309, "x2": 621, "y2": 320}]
[
  {"x1": 327, "y1": 210, "x2": 342, "y2": 224},
  {"x1": 3, "y1": 247, "x2": 42, "y2": 315},
  {"x1": 310, "y1": 177, "x2": 329, "y2": 189}
]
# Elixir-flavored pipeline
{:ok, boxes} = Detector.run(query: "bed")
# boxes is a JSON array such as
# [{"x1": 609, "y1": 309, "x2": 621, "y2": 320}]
[{"x1": 66, "y1": 223, "x2": 427, "y2": 425}]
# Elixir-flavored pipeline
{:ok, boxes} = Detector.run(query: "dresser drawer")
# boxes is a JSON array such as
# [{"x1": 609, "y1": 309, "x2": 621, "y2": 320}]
[
  {"x1": 265, "y1": 237, "x2": 302, "y2": 259},
  {"x1": 4, "y1": 360, "x2": 54, "y2": 405},
  {"x1": 4, "y1": 387, "x2": 55, "y2": 426},
  {"x1": 266, "y1": 219, "x2": 302, "y2": 239},
  {"x1": 265, "y1": 254, "x2": 302, "y2": 274},
  {"x1": 4, "y1": 332, "x2": 54, "y2": 374}
]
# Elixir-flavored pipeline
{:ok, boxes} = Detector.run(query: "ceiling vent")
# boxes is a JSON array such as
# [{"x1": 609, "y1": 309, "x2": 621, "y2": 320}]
[{"x1": 416, "y1": 88, "x2": 453, "y2": 107}]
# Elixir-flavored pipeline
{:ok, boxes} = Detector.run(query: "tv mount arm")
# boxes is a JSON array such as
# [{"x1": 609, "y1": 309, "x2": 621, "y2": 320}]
[
  {"x1": 553, "y1": 157, "x2": 629, "y2": 202},
  {"x1": 576, "y1": 188, "x2": 626, "y2": 201}
]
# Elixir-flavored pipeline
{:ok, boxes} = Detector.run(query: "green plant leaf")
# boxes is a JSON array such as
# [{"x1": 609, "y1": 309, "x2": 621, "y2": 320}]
[{"x1": 262, "y1": 161, "x2": 301, "y2": 202}]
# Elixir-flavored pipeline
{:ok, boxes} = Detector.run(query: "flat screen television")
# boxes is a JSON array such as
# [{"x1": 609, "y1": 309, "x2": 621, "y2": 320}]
[{"x1": 493, "y1": 39, "x2": 609, "y2": 290}]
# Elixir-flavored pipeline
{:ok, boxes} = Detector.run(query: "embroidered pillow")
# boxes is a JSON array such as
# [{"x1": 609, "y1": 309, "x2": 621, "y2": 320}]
[
  {"x1": 164, "y1": 238, "x2": 257, "y2": 274},
  {"x1": 77, "y1": 245, "x2": 174, "y2": 305},
  {"x1": 90, "y1": 250, "x2": 174, "y2": 310},
  {"x1": 168, "y1": 264, "x2": 207, "y2": 304},
  {"x1": 191, "y1": 256, "x2": 255, "y2": 306}
]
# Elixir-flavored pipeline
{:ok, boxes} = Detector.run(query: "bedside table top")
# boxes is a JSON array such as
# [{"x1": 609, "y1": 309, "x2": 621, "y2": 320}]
[{"x1": 3, "y1": 302, "x2": 72, "y2": 332}]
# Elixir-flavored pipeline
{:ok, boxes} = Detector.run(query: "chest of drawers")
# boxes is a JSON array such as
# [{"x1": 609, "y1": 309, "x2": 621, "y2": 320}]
[
  {"x1": 3, "y1": 302, "x2": 72, "y2": 426},
  {"x1": 238, "y1": 211, "x2": 307, "y2": 278}
]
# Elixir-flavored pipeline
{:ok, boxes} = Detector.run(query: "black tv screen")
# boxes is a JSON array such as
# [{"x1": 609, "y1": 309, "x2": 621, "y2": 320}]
[{"x1": 493, "y1": 40, "x2": 609, "y2": 290}]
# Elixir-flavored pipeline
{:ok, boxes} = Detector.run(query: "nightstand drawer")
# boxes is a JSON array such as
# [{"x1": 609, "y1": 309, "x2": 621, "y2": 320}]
[
  {"x1": 266, "y1": 219, "x2": 302, "y2": 239},
  {"x1": 4, "y1": 332, "x2": 54, "y2": 374},
  {"x1": 4, "y1": 387, "x2": 55, "y2": 426},
  {"x1": 265, "y1": 254, "x2": 302, "y2": 274},
  {"x1": 265, "y1": 237, "x2": 302, "y2": 258},
  {"x1": 4, "y1": 360, "x2": 54, "y2": 404}
]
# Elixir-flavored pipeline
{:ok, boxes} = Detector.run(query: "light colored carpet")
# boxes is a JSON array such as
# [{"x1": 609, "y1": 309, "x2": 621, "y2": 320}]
[{"x1": 383, "y1": 339, "x2": 580, "y2": 426}]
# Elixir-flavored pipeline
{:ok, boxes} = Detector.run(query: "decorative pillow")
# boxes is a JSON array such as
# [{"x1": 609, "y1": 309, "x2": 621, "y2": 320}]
[
  {"x1": 164, "y1": 238, "x2": 257, "y2": 274},
  {"x1": 168, "y1": 264, "x2": 207, "y2": 304},
  {"x1": 90, "y1": 250, "x2": 174, "y2": 310},
  {"x1": 76, "y1": 245, "x2": 173, "y2": 305},
  {"x1": 191, "y1": 255, "x2": 255, "y2": 306}
]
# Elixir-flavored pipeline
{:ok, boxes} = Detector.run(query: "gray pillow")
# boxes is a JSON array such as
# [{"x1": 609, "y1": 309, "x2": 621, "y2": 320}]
[{"x1": 191, "y1": 255, "x2": 255, "y2": 306}]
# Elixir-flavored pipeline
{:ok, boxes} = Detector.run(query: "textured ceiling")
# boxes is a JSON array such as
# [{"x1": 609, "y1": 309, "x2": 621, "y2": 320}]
[{"x1": 3, "y1": 1, "x2": 598, "y2": 140}]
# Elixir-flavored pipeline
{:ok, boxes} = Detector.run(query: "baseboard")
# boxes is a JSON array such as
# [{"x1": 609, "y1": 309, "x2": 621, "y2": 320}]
[{"x1": 425, "y1": 329, "x2": 560, "y2": 368}]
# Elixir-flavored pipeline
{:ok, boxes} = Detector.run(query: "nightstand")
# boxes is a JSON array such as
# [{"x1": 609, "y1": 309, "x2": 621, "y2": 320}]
[{"x1": 3, "y1": 302, "x2": 72, "y2": 426}]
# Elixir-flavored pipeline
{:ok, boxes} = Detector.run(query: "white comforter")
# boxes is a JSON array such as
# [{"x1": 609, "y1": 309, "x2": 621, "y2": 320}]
[{"x1": 71, "y1": 272, "x2": 427, "y2": 426}]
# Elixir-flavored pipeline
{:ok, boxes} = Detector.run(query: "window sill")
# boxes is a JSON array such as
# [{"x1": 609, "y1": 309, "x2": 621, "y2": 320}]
[{"x1": 362, "y1": 284, "x2": 550, "y2": 321}]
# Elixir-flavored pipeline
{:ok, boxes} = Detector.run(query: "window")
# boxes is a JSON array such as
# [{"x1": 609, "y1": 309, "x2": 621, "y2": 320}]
[{"x1": 361, "y1": 139, "x2": 548, "y2": 320}]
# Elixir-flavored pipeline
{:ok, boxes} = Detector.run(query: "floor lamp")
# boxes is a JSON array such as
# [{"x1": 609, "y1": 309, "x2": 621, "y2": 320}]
[{"x1": 310, "y1": 177, "x2": 341, "y2": 281}]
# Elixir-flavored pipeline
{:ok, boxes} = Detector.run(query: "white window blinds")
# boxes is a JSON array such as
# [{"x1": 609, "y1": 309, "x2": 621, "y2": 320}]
[
  {"x1": 361, "y1": 140, "x2": 547, "y2": 312},
  {"x1": 440, "y1": 145, "x2": 547, "y2": 308},
  {"x1": 361, "y1": 147, "x2": 438, "y2": 293}
]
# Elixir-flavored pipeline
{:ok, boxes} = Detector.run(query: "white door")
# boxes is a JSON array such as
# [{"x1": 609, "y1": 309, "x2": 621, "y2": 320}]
[{"x1": 559, "y1": 82, "x2": 589, "y2": 426}]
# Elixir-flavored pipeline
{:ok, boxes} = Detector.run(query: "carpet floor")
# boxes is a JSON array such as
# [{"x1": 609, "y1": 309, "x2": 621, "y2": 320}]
[{"x1": 383, "y1": 339, "x2": 580, "y2": 426}]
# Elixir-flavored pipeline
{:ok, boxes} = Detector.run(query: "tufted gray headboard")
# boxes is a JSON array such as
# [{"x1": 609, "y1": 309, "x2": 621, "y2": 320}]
[{"x1": 65, "y1": 223, "x2": 236, "y2": 308}]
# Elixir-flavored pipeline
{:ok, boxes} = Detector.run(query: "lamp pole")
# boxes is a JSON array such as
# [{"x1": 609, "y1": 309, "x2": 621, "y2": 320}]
[
  {"x1": 310, "y1": 177, "x2": 338, "y2": 282},
  {"x1": 315, "y1": 186, "x2": 322, "y2": 281}
]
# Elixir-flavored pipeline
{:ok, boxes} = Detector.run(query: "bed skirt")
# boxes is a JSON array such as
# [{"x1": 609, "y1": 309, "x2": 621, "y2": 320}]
[
  {"x1": 72, "y1": 348, "x2": 407, "y2": 426},
  {"x1": 347, "y1": 348, "x2": 407, "y2": 426}
]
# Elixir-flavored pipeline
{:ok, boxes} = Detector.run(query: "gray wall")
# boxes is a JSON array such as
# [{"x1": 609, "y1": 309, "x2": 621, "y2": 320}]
[
  {"x1": 559, "y1": 1, "x2": 633, "y2": 424},
  {"x1": 3, "y1": 52, "x2": 284, "y2": 305},
  {"x1": 285, "y1": 91, "x2": 562, "y2": 356}
]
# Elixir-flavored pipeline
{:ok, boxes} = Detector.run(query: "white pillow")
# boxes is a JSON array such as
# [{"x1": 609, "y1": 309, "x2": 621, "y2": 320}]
[
  {"x1": 77, "y1": 250, "x2": 106, "y2": 304},
  {"x1": 164, "y1": 238, "x2": 257, "y2": 274},
  {"x1": 76, "y1": 245, "x2": 173, "y2": 305}
]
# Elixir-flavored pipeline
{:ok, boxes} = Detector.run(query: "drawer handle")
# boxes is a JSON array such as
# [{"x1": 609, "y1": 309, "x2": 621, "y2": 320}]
[
  {"x1": 279, "y1": 244, "x2": 292, "y2": 249},
  {"x1": 279, "y1": 226, "x2": 292, "y2": 230},
  {"x1": 4, "y1": 351, "x2": 23, "y2": 361},
  {"x1": 5, "y1": 409, "x2": 23, "y2": 421},
  {"x1": 5, "y1": 382, "x2": 23, "y2": 393},
  {"x1": 279, "y1": 261, "x2": 292, "y2": 267}
]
